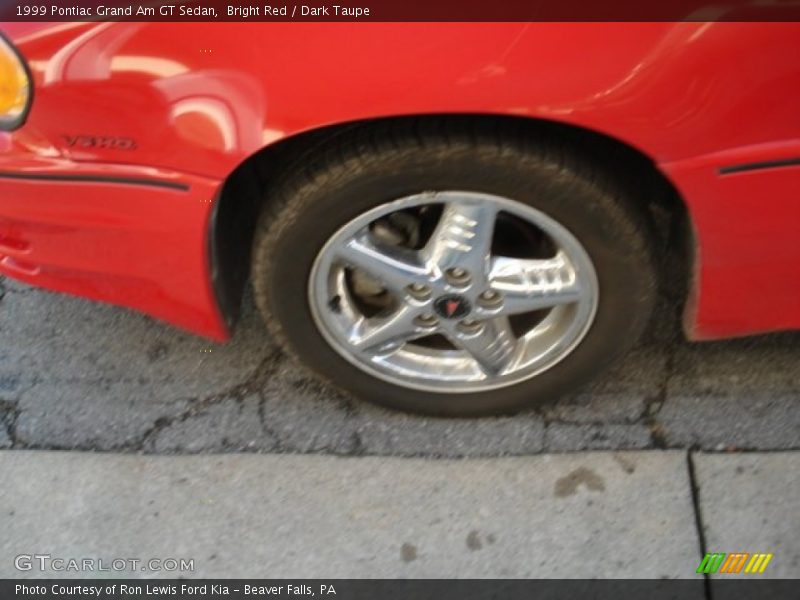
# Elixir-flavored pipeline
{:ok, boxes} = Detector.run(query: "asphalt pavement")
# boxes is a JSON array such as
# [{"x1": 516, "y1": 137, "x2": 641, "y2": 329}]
[{"x1": 0, "y1": 275, "x2": 798, "y2": 456}]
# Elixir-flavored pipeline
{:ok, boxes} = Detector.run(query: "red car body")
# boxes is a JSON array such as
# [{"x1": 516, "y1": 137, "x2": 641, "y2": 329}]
[{"x1": 0, "y1": 22, "x2": 798, "y2": 342}]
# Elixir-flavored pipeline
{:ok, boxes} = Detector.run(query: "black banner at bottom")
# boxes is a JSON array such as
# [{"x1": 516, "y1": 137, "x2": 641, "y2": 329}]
[{"x1": 3, "y1": 580, "x2": 799, "y2": 600}]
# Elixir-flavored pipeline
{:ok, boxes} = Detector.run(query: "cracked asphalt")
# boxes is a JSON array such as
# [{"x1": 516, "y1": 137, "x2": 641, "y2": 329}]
[{"x1": 1, "y1": 274, "x2": 798, "y2": 456}]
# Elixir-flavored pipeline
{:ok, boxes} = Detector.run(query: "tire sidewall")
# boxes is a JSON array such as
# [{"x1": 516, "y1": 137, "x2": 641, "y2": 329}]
[{"x1": 256, "y1": 142, "x2": 655, "y2": 416}]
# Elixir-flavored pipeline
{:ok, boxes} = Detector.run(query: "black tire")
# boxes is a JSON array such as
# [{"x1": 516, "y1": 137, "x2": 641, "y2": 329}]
[{"x1": 251, "y1": 121, "x2": 657, "y2": 416}]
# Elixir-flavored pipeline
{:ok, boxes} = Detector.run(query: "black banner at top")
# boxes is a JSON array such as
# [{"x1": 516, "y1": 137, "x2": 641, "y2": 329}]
[{"x1": 2, "y1": 0, "x2": 800, "y2": 22}]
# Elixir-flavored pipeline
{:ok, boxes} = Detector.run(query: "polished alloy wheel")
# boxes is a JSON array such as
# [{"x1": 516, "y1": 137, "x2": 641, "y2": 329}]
[{"x1": 308, "y1": 191, "x2": 599, "y2": 392}]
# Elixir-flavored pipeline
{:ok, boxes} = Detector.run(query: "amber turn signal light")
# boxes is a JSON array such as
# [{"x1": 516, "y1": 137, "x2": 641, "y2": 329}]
[{"x1": 0, "y1": 34, "x2": 32, "y2": 131}]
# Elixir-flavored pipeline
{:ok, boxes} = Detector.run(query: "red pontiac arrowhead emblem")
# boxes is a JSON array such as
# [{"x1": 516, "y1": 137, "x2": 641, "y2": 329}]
[
  {"x1": 446, "y1": 300, "x2": 460, "y2": 317},
  {"x1": 434, "y1": 294, "x2": 472, "y2": 320}
]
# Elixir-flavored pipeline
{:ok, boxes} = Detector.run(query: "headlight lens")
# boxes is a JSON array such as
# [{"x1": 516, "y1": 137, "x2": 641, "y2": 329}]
[{"x1": 0, "y1": 34, "x2": 32, "y2": 130}]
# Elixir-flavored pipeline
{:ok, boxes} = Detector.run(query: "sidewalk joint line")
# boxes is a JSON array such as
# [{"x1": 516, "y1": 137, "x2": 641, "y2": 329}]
[{"x1": 687, "y1": 450, "x2": 712, "y2": 600}]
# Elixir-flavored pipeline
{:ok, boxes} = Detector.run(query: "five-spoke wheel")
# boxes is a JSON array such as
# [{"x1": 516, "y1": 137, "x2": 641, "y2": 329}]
[
  {"x1": 309, "y1": 191, "x2": 598, "y2": 392},
  {"x1": 252, "y1": 122, "x2": 656, "y2": 415}
]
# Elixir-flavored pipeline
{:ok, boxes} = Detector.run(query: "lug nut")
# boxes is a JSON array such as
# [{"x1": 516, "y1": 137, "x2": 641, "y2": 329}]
[
  {"x1": 457, "y1": 319, "x2": 483, "y2": 335},
  {"x1": 445, "y1": 267, "x2": 471, "y2": 287},
  {"x1": 414, "y1": 314, "x2": 439, "y2": 328},
  {"x1": 407, "y1": 283, "x2": 431, "y2": 300},
  {"x1": 479, "y1": 289, "x2": 503, "y2": 308}
]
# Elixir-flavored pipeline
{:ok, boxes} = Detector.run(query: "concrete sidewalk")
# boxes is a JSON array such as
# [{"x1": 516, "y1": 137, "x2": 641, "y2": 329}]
[{"x1": 0, "y1": 450, "x2": 796, "y2": 580}]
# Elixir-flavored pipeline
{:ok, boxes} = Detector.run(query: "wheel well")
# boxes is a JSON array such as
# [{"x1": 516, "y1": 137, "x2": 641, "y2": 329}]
[{"x1": 211, "y1": 114, "x2": 691, "y2": 330}]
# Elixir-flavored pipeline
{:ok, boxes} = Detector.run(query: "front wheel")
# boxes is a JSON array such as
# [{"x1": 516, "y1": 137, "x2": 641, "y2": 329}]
[{"x1": 252, "y1": 123, "x2": 656, "y2": 416}]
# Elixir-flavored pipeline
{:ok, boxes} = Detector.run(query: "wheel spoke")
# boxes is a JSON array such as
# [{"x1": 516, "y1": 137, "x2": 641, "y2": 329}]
[
  {"x1": 442, "y1": 316, "x2": 518, "y2": 375},
  {"x1": 335, "y1": 232, "x2": 429, "y2": 294},
  {"x1": 348, "y1": 306, "x2": 426, "y2": 353},
  {"x1": 488, "y1": 252, "x2": 583, "y2": 316},
  {"x1": 423, "y1": 199, "x2": 497, "y2": 280}
]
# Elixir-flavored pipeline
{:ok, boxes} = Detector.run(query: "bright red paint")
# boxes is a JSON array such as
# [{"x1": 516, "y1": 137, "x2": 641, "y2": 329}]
[{"x1": 0, "y1": 22, "x2": 799, "y2": 341}]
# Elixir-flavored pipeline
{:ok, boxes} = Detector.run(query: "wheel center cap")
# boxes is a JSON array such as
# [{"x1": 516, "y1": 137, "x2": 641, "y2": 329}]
[{"x1": 433, "y1": 294, "x2": 472, "y2": 319}]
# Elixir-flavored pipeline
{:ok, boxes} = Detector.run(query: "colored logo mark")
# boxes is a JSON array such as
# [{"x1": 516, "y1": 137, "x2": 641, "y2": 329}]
[{"x1": 696, "y1": 552, "x2": 773, "y2": 574}]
